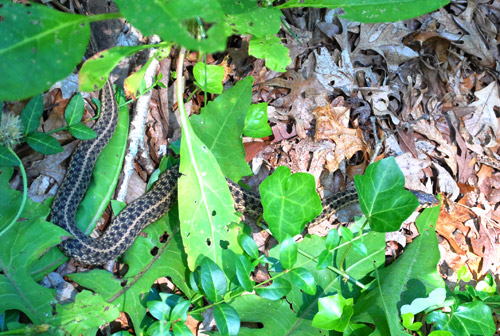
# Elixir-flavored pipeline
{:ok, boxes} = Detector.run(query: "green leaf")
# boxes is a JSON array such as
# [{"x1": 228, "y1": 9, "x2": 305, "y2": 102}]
[
  {"x1": 170, "y1": 298, "x2": 191, "y2": 322},
  {"x1": 351, "y1": 203, "x2": 445, "y2": 335},
  {"x1": 340, "y1": 226, "x2": 353, "y2": 241},
  {"x1": 238, "y1": 233, "x2": 260, "y2": 260},
  {"x1": 221, "y1": 1, "x2": 282, "y2": 37},
  {"x1": 400, "y1": 288, "x2": 446, "y2": 315},
  {"x1": 325, "y1": 229, "x2": 340, "y2": 250},
  {"x1": 213, "y1": 303, "x2": 240, "y2": 336},
  {"x1": 312, "y1": 294, "x2": 353, "y2": 331},
  {"x1": 244, "y1": 102, "x2": 272, "y2": 138},
  {"x1": 25, "y1": 132, "x2": 63, "y2": 155},
  {"x1": 260, "y1": 166, "x2": 322, "y2": 242},
  {"x1": 49, "y1": 291, "x2": 119, "y2": 335},
  {"x1": 279, "y1": 236, "x2": 297, "y2": 269},
  {"x1": 0, "y1": 146, "x2": 19, "y2": 167},
  {"x1": 278, "y1": 0, "x2": 449, "y2": 23},
  {"x1": 172, "y1": 322, "x2": 192, "y2": 336},
  {"x1": 79, "y1": 45, "x2": 149, "y2": 92},
  {"x1": 68, "y1": 123, "x2": 97, "y2": 140},
  {"x1": 235, "y1": 255, "x2": 255, "y2": 292},
  {"x1": 0, "y1": 1, "x2": 90, "y2": 100},
  {"x1": 255, "y1": 277, "x2": 291, "y2": 300},
  {"x1": 64, "y1": 93, "x2": 85, "y2": 126},
  {"x1": 193, "y1": 63, "x2": 224, "y2": 94},
  {"x1": 191, "y1": 76, "x2": 254, "y2": 182},
  {"x1": 200, "y1": 257, "x2": 227, "y2": 302},
  {"x1": 74, "y1": 87, "x2": 128, "y2": 234},
  {"x1": 0, "y1": 219, "x2": 67, "y2": 324},
  {"x1": 401, "y1": 313, "x2": 422, "y2": 332},
  {"x1": 248, "y1": 35, "x2": 291, "y2": 72},
  {"x1": 147, "y1": 300, "x2": 172, "y2": 321},
  {"x1": 114, "y1": 0, "x2": 228, "y2": 53},
  {"x1": 20, "y1": 94, "x2": 43, "y2": 135},
  {"x1": 426, "y1": 301, "x2": 495, "y2": 336},
  {"x1": 354, "y1": 157, "x2": 419, "y2": 232},
  {"x1": 316, "y1": 250, "x2": 332, "y2": 270},
  {"x1": 289, "y1": 268, "x2": 316, "y2": 295}
]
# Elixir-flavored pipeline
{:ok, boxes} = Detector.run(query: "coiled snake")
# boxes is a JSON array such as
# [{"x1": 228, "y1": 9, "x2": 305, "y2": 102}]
[{"x1": 50, "y1": 81, "x2": 433, "y2": 265}]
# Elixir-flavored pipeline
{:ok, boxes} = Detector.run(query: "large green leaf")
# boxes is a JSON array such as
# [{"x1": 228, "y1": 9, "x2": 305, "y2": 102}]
[
  {"x1": 0, "y1": 218, "x2": 67, "y2": 324},
  {"x1": 191, "y1": 76, "x2": 253, "y2": 182},
  {"x1": 426, "y1": 301, "x2": 495, "y2": 336},
  {"x1": 220, "y1": 0, "x2": 282, "y2": 37},
  {"x1": 0, "y1": 1, "x2": 90, "y2": 100},
  {"x1": 260, "y1": 166, "x2": 322, "y2": 242},
  {"x1": 351, "y1": 203, "x2": 444, "y2": 335},
  {"x1": 354, "y1": 157, "x2": 419, "y2": 232},
  {"x1": 74, "y1": 87, "x2": 129, "y2": 235},
  {"x1": 114, "y1": 0, "x2": 228, "y2": 53},
  {"x1": 69, "y1": 213, "x2": 194, "y2": 331},
  {"x1": 248, "y1": 35, "x2": 290, "y2": 73},
  {"x1": 278, "y1": 0, "x2": 449, "y2": 23},
  {"x1": 49, "y1": 291, "x2": 119, "y2": 335}
]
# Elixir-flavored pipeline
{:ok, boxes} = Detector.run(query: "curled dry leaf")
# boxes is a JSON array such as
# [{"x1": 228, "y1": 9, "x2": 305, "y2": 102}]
[{"x1": 314, "y1": 100, "x2": 365, "y2": 172}]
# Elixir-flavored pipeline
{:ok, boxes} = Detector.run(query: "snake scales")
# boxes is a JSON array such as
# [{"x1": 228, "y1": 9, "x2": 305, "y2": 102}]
[{"x1": 50, "y1": 81, "x2": 431, "y2": 265}]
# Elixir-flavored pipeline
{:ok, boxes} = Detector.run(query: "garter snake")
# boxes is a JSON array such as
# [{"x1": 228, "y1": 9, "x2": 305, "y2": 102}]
[{"x1": 50, "y1": 81, "x2": 435, "y2": 265}]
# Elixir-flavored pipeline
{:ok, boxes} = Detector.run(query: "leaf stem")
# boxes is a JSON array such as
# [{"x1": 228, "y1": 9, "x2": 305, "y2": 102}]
[{"x1": 0, "y1": 148, "x2": 27, "y2": 237}]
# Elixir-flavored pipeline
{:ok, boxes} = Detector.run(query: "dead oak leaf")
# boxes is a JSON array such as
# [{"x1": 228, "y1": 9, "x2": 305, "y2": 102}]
[
  {"x1": 463, "y1": 81, "x2": 500, "y2": 146},
  {"x1": 314, "y1": 103, "x2": 365, "y2": 172}
]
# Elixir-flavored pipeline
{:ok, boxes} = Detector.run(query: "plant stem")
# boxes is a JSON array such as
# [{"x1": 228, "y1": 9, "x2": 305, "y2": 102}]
[{"x1": 0, "y1": 148, "x2": 27, "y2": 237}]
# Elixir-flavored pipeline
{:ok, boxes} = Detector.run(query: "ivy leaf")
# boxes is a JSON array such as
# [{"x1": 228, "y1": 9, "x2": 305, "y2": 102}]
[
  {"x1": 213, "y1": 303, "x2": 240, "y2": 336},
  {"x1": 312, "y1": 294, "x2": 354, "y2": 331},
  {"x1": 0, "y1": 1, "x2": 90, "y2": 100},
  {"x1": 255, "y1": 278, "x2": 291, "y2": 300},
  {"x1": 354, "y1": 157, "x2": 419, "y2": 232},
  {"x1": 193, "y1": 63, "x2": 224, "y2": 94},
  {"x1": 20, "y1": 94, "x2": 43, "y2": 135},
  {"x1": 200, "y1": 258, "x2": 227, "y2": 302},
  {"x1": 260, "y1": 166, "x2": 322, "y2": 242},
  {"x1": 244, "y1": 102, "x2": 272, "y2": 138},
  {"x1": 279, "y1": 236, "x2": 297, "y2": 269},
  {"x1": 426, "y1": 301, "x2": 495, "y2": 336},
  {"x1": 25, "y1": 132, "x2": 63, "y2": 155},
  {"x1": 248, "y1": 35, "x2": 291, "y2": 72},
  {"x1": 289, "y1": 268, "x2": 316, "y2": 295}
]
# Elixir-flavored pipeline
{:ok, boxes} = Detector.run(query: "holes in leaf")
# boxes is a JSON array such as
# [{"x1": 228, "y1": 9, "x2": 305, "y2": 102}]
[
  {"x1": 206, "y1": 238, "x2": 212, "y2": 246},
  {"x1": 212, "y1": 210, "x2": 216, "y2": 216},
  {"x1": 241, "y1": 322, "x2": 264, "y2": 329},
  {"x1": 159, "y1": 232, "x2": 169, "y2": 243},
  {"x1": 219, "y1": 240, "x2": 229, "y2": 249},
  {"x1": 150, "y1": 246, "x2": 159, "y2": 256}
]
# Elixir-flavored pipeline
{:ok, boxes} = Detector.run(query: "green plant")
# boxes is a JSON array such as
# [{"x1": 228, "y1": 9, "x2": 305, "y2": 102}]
[{"x1": 0, "y1": 1, "x2": 466, "y2": 335}]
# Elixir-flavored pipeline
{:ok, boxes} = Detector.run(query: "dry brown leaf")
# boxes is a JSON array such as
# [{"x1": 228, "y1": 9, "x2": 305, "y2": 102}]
[
  {"x1": 314, "y1": 101, "x2": 365, "y2": 172},
  {"x1": 462, "y1": 81, "x2": 500, "y2": 147},
  {"x1": 436, "y1": 201, "x2": 473, "y2": 255}
]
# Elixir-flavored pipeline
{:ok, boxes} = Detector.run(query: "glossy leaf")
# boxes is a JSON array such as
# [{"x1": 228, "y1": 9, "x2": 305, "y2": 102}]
[
  {"x1": 172, "y1": 322, "x2": 192, "y2": 336},
  {"x1": 238, "y1": 233, "x2": 260, "y2": 260},
  {"x1": 316, "y1": 250, "x2": 332, "y2": 270},
  {"x1": 401, "y1": 288, "x2": 446, "y2": 315},
  {"x1": 279, "y1": 236, "x2": 297, "y2": 269},
  {"x1": 260, "y1": 166, "x2": 322, "y2": 242},
  {"x1": 193, "y1": 63, "x2": 224, "y2": 94},
  {"x1": 354, "y1": 157, "x2": 419, "y2": 232},
  {"x1": 68, "y1": 123, "x2": 97, "y2": 140},
  {"x1": 200, "y1": 258, "x2": 227, "y2": 302},
  {"x1": 170, "y1": 298, "x2": 190, "y2": 322},
  {"x1": 213, "y1": 303, "x2": 240, "y2": 336},
  {"x1": 312, "y1": 294, "x2": 353, "y2": 331},
  {"x1": 325, "y1": 229, "x2": 340, "y2": 250},
  {"x1": 147, "y1": 300, "x2": 171, "y2": 321},
  {"x1": 255, "y1": 277, "x2": 291, "y2": 300},
  {"x1": 64, "y1": 93, "x2": 84, "y2": 126},
  {"x1": 235, "y1": 255, "x2": 254, "y2": 292},
  {"x1": 243, "y1": 102, "x2": 272, "y2": 138},
  {"x1": 289, "y1": 268, "x2": 316, "y2": 295}
]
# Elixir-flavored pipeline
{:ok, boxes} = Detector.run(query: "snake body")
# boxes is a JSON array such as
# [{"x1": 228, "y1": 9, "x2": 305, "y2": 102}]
[{"x1": 50, "y1": 82, "x2": 399, "y2": 265}]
